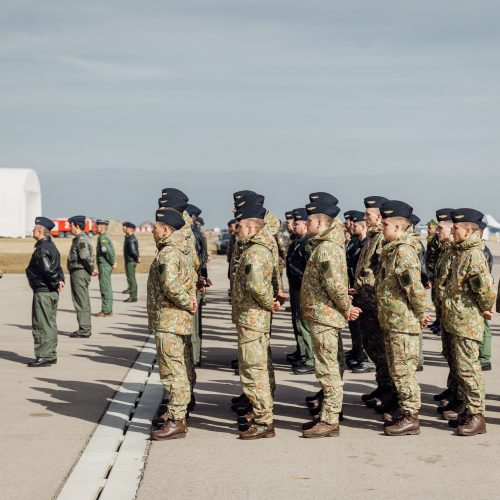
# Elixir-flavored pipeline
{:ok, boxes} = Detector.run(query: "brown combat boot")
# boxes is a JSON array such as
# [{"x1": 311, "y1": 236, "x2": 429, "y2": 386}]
[
  {"x1": 442, "y1": 402, "x2": 465, "y2": 421},
  {"x1": 302, "y1": 415, "x2": 320, "y2": 430},
  {"x1": 150, "y1": 418, "x2": 187, "y2": 440},
  {"x1": 384, "y1": 413, "x2": 420, "y2": 436},
  {"x1": 457, "y1": 413, "x2": 486, "y2": 436},
  {"x1": 383, "y1": 408, "x2": 401, "y2": 427},
  {"x1": 237, "y1": 411, "x2": 254, "y2": 425},
  {"x1": 303, "y1": 421, "x2": 340, "y2": 438},
  {"x1": 239, "y1": 422, "x2": 275, "y2": 440}
]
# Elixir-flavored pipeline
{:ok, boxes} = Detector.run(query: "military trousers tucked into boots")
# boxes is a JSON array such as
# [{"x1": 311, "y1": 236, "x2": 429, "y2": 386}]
[
  {"x1": 451, "y1": 335, "x2": 485, "y2": 414},
  {"x1": 32, "y1": 291, "x2": 59, "y2": 360},
  {"x1": 384, "y1": 330, "x2": 420, "y2": 415},
  {"x1": 309, "y1": 324, "x2": 344, "y2": 425},
  {"x1": 155, "y1": 331, "x2": 191, "y2": 421},
  {"x1": 237, "y1": 325, "x2": 274, "y2": 425}
]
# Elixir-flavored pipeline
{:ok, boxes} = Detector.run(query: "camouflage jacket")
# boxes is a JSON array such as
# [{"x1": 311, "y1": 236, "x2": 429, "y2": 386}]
[
  {"x1": 96, "y1": 233, "x2": 116, "y2": 267},
  {"x1": 264, "y1": 211, "x2": 284, "y2": 292},
  {"x1": 182, "y1": 211, "x2": 201, "y2": 277},
  {"x1": 233, "y1": 227, "x2": 275, "y2": 337},
  {"x1": 376, "y1": 228, "x2": 426, "y2": 334},
  {"x1": 353, "y1": 225, "x2": 384, "y2": 311},
  {"x1": 67, "y1": 233, "x2": 94, "y2": 274},
  {"x1": 425, "y1": 234, "x2": 441, "y2": 282},
  {"x1": 147, "y1": 230, "x2": 195, "y2": 335},
  {"x1": 442, "y1": 231, "x2": 495, "y2": 341},
  {"x1": 301, "y1": 221, "x2": 350, "y2": 329},
  {"x1": 432, "y1": 241, "x2": 455, "y2": 314}
]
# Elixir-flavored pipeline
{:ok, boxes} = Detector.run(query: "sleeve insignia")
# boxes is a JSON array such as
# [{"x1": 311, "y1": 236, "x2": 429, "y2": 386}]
[
  {"x1": 470, "y1": 274, "x2": 483, "y2": 292},
  {"x1": 320, "y1": 261, "x2": 330, "y2": 273},
  {"x1": 79, "y1": 242, "x2": 86, "y2": 250},
  {"x1": 400, "y1": 269, "x2": 412, "y2": 287}
]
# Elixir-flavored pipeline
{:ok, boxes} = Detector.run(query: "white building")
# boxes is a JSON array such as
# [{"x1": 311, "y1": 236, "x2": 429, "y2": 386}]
[{"x1": 0, "y1": 168, "x2": 42, "y2": 237}]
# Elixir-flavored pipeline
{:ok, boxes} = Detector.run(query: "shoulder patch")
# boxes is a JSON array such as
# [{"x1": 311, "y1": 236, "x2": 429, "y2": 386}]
[
  {"x1": 319, "y1": 261, "x2": 330, "y2": 273},
  {"x1": 470, "y1": 274, "x2": 483, "y2": 292},
  {"x1": 245, "y1": 264, "x2": 252, "y2": 275},
  {"x1": 400, "y1": 269, "x2": 412, "y2": 287}
]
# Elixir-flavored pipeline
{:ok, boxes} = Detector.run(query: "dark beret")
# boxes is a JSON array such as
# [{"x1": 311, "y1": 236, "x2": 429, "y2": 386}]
[
  {"x1": 285, "y1": 211, "x2": 294, "y2": 221},
  {"x1": 233, "y1": 190, "x2": 257, "y2": 201},
  {"x1": 234, "y1": 193, "x2": 265, "y2": 209},
  {"x1": 409, "y1": 214, "x2": 420, "y2": 226},
  {"x1": 122, "y1": 221, "x2": 136, "y2": 229},
  {"x1": 68, "y1": 215, "x2": 86, "y2": 225},
  {"x1": 186, "y1": 204, "x2": 202, "y2": 217},
  {"x1": 35, "y1": 217, "x2": 55, "y2": 231},
  {"x1": 235, "y1": 204, "x2": 267, "y2": 221},
  {"x1": 161, "y1": 188, "x2": 189, "y2": 202},
  {"x1": 292, "y1": 208, "x2": 308, "y2": 221},
  {"x1": 435, "y1": 208, "x2": 454, "y2": 222},
  {"x1": 380, "y1": 200, "x2": 413, "y2": 220},
  {"x1": 349, "y1": 211, "x2": 366, "y2": 223},
  {"x1": 305, "y1": 201, "x2": 340, "y2": 218},
  {"x1": 158, "y1": 194, "x2": 188, "y2": 213},
  {"x1": 343, "y1": 210, "x2": 355, "y2": 220},
  {"x1": 309, "y1": 192, "x2": 339, "y2": 205},
  {"x1": 364, "y1": 196, "x2": 388, "y2": 209},
  {"x1": 227, "y1": 219, "x2": 237, "y2": 226},
  {"x1": 155, "y1": 209, "x2": 186, "y2": 229},
  {"x1": 451, "y1": 208, "x2": 484, "y2": 225},
  {"x1": 96, "y1": 219, "x2": 109, "y2": 226}
]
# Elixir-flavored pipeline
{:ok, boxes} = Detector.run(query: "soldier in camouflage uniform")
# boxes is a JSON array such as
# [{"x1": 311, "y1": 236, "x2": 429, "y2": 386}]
[
  {"x1": 430, "y1": 209, "x2": 460, "y2": 410},
  {"x1": 232, "y1": 203, "x2": 280, "y2": 440},
  {"x1": 148, "y1": 209, "x2": 197, "y2": 441},
  {"x1": 352, "y1": 196, "x2": 397, "y2": 410},
  {"x1": 376, "y1": 201, "x2": 429, "y2": 436},
  {"x1": 442, "y1": 209, "x2": 496, "y2": 436},
  {"x1": 301, "y1": 198, "x2": 361, "y2": 438},
  {"x1": 95, "y1": 220, "x2": 117, "y2": 317},
  {"x1": 67, "y1": 215, "x2": 96, "y2": 338}
]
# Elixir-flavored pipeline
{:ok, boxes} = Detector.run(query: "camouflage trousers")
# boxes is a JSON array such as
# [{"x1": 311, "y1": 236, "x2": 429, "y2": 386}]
[
  {"x1": 155, "y1": 331, "x2": 195, "y2": 421},
  {"x1": 359, "y1": 310, "x2": 393, "y2": 392},
  {"x1": 310, "y1": 324, "x2": 345, "y2": 425},
  {"x1": 384, "y1": 331, "x2": 421, "y2": 415},
  {"x1": 441, "y1": 328, "x2": 459, "y2": 397},
  {"x1": 237, "y1": 325, "x2": 274, "y2": 425},
  {"x1": 451, "y1": 335, "x2": 485, "y2": 414}
]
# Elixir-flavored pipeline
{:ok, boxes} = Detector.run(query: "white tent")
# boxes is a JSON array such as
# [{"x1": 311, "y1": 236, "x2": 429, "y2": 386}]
[{"x1": 0, "y1": 168, "x2": 42, "y2": 237}]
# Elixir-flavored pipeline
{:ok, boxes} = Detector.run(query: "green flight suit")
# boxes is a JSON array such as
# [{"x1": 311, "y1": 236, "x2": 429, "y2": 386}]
[
  {"x1": 68, "y1": 233, "x2": 94, "y2": 335},
  {"x1": 32, "y1": 292, "x2": 59, "y2": 359},
  {"x1": 97, "y1": 232, "x2": 116, "y2": 314}
]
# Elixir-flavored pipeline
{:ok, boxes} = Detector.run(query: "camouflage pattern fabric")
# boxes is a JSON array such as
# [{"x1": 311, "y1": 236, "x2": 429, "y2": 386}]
[
  {"x1": 264, "y1": 211, "x2": 284, "y2": 292},
  {"x1": 232, "y1": 228, "x2": 275, "y2": 333},
  {"x1": 432, "y1": 241, "x2": 455, "y2": 316},
  {"x1": 442, "y1": 231, "x2": 495, "y2": 342},
  {"x1": 67, "y1": 233, "x2": 94, "y2": 274},
  {"x1": 155, "y1": 331, "x2": 191, "y2": 420},
  {"x1": 301, "y1": 221, "x2": 350, "y2": 329},
  {"x1": 384, "y1": 330, "x2": 421, "y2": 415},
  {"x1": 147, "y1": 230, "x2": 195, "y2": 336},
  {"x1": 182, "y1": 210, "x2": 201, "y2": 275},
  {"x1": 451, "y1": 335, "x2": 485, "y2": 414},
  {"x1": 359, "y1": 310, "x2": 394, "y2": 391},
  {"x1": 237, "y1": 326, "x2": 274, "y2": 425},
  {"x1": 309, "y1": 323, "x2": 345, "y2": 425},
  {"x1": 353, "y1": 225, "x2": 384, "y2": 311},
  {"x1": 376, "y1": 227, "x2": 426, "y2": 335}
]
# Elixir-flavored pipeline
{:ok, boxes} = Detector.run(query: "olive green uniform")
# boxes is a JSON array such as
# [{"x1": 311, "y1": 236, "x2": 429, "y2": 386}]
[
  {"x1": 96, "y1": 232, "x2": 116, "y2": 314},
  {"x1": 68, "y1": 233, "x2": 94, "y2": 336}
]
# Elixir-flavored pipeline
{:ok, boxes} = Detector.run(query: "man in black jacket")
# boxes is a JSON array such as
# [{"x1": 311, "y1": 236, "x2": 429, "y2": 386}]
[
  {"x1": 25, "y1": 217, "x2": 65, "y2": 367},
  {"x1": 122, "y1": 222, "x2": 140, "y2": 302}
]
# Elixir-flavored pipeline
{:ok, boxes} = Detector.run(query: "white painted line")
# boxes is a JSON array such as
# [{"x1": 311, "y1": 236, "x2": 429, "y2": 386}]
[{"x1": 57, "y1": 335, "x2": 159, "y2": 500}]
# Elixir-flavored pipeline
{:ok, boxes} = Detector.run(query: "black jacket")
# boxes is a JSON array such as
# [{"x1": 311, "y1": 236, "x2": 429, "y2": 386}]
[
  {"x1": 192, "y1": 224, "x2": 208, "y2": 279},
  {"x1": 25, "y1": 237, "x2": 65, "y2": 292},
  {"x1": 124, "y1": 234, "x2": 140, "y2": 263},
  {"x1": 346, "y1": 236, "x2": 366, "y2": 287},
  {"x1": 483, "y1": 244, "x2": 493, "y2": 273},
  {"x1": 286, "y1": 234, "x2": 310, "y2": 290}
]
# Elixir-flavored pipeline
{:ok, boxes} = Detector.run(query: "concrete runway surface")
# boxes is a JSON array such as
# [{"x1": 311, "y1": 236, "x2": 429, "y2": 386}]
[{"x1": 0, "y1": 255, "x2": 499, "y2": 499}]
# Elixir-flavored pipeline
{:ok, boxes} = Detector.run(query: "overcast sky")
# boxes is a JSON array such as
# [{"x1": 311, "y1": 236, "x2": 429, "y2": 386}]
[{"x1": 1, "y1": 1, "x2": 499, "y2": 224}]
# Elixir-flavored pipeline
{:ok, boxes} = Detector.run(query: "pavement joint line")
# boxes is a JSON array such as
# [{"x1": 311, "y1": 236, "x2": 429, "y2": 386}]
[{"x1": 57, "y1": 334, "x2": 158, "y2": 500}]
